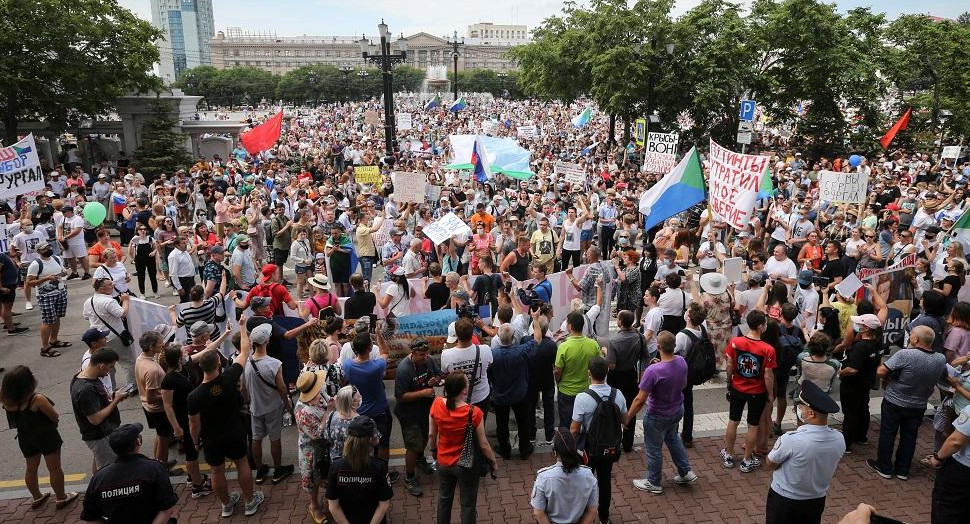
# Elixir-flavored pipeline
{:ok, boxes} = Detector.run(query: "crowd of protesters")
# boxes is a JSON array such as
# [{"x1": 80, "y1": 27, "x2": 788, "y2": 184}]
[{"x1": 1, "y1": 96, "x2": 969, "y2": 524}]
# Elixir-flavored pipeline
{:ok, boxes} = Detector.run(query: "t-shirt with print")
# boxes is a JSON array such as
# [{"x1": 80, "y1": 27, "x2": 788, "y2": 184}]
[
  {"x1": 882, "y1": 348, "x2": 946, "y2": 409},
  {"x1": 725, "y1": 336, "x2": 777, "y2": 395},
  {"x1": 441, "y1": 344, "x2": 493, "y2": 405},
  {"x1": 637, "y1": 356, "x2": 688, "y2": 417},
  {"x1": 187, "y1": 363, "x2": 246, "y2": 442},
  {"x1": 394, "y1": 355, "x2": 442, "y2": 423}
]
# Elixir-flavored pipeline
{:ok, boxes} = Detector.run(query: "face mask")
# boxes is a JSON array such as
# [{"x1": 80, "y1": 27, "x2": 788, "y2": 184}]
[
  {"x1": 38, "y1": 249, "x2": 53, "y2": 258},
  {"x1": 852, "y1": 322, "x2": 861, "y2": 333}
]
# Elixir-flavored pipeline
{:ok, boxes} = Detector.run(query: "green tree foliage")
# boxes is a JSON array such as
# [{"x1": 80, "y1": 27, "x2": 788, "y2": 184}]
[
  {"x1": 175, "y1": 66, "x2": 278, "y2": 108},
  {"x1": 0, "y1": 0, "x2": 162, "y2": 143},
  {"x1": 447, "y1": 69, "x2": 521, "y2": 98},
  {"x1": 132, "y1": 99, "x2": 193, "y2": 181}
]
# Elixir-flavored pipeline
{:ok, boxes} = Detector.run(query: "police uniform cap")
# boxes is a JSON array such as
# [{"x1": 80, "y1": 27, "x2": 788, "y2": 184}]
[{"x1": 799, "y1": 380, "x2": 840, "y2": 414}]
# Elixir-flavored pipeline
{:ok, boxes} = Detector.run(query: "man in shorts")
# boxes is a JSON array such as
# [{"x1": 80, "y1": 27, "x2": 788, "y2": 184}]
[
  {"x1": 188, "y1": 324, "x2": 265, "y2": 518},
  {"x1": 720, "y1": 310, "x2": 776, "y2": 473},
  {"x1": 0, "y1": 250, "x2": 27, "y2": 335},
  {"x1": 343, "y1": 332, "x2": 397, "y2": 480},
  {"x1": 25, "y1": 242, "x2": 69, "y2": 357},
  {"x1": 134, "y1": 331, "x2": 177, "y2": 473},
  {"x1": 394, "y1": 337, "x2": 442, "y2": 496}
]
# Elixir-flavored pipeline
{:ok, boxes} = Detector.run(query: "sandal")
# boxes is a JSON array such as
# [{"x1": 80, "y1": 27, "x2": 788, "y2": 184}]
[
  {"x1": 40, "y1": 348, "x2": 62, "y2": 358},
  {"x1": 308, "y1": 505, "x2": 328, "y2": 524},
  {"x1": 30, "y1": 492, "x2": 50, "y2": 509},
  {"x1": 55, "y1": 492, "x2": 78, "y2": 509},
  {"x1": 49, "y1": 340, "x2": 72, "y2": 348}
]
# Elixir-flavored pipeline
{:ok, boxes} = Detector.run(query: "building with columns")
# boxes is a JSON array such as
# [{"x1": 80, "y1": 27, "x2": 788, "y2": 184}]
[{"x1": 209, "y1": 23, "x2": 527, "y2": 75}]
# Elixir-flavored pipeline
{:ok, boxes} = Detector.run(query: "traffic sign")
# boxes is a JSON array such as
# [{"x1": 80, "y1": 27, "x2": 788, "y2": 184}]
[
  {"x1": 739, "y1": 100, "x2": 756, "y2": 122},
  {"x1": 634, "y1": 118, "x2": 646, "y2": 146},
  {"x1": 738, "y1": 121, "x2": 753, "y2": 132},
  {"x1": 737, "y1": 130, "x2": 753, "y2": 145}
]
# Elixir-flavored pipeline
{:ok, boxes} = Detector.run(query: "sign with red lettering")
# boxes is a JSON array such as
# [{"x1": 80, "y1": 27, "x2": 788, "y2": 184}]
[{"x1": 707, "y1": 139, "x2": 771, "y2": 230}]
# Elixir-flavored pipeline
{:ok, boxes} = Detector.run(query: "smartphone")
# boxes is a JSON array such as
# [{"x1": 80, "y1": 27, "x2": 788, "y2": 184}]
[
  {"x1": 123, "y1": 383, "x2": 137, "y2": 395},
  {"x1": 871, "y1": 515, "x2": 909, "y2": 524}
]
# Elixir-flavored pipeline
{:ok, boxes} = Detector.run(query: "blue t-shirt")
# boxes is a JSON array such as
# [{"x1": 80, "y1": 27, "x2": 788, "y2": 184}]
[{"x1": 343, "y1": 358, "x2": 389, "y2": 417}]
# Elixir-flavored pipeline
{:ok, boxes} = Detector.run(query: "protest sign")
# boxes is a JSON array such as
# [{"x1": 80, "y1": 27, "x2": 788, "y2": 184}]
[
  {"x1": 707, "y1": 139, "x2": 772, "y2": 230},
  {"x1": 355, "y1": 165, "x2": 381, "y2": 185},
  {"x1": 818, "y1": 170, "x2": 868, "y2": 204},
  {"x1": 371, "y1": 217, "x2": 394, "y2": 251},
  {"x1": 482, "y1": 120, "x2": 499, "y2": 136},
  {"x1": 398, "y1": 112, "x2": 413, "y2": 130},
  {"x1": 554, "y1": 161, "x2": 587, "y2": 186},
  {"x1": 634, "y1": 119, "x2": 646, "y2": 146},
  {"x1": 643, "y1": 132, "x2": 679, "y2": 174},
  {"x1": 0, "y1": 134, "x2": 44, "y2": 201},
  {"x1": 517, "y1": 125, "x2": 538, "y2": 139},
  {"x1": 425, "y1": 184, "x2": 442, "y2": 203},
  {"x1": 396, "y1": 309, "x2": 457, "y2": 337},
  {"x1": 0, "y1": 216, "x2": 7, "y2": 253},
  {"x1": 857, "y1": 253, "x2": 917, "y2": 281},
  {"x1": 392, "y1": 171, "x2": 427, "y2": 203},
  {"x1": 424, "y1": 212, "x2": 472, "y2": 245},
  {"x1": 942, "y1": 146, "x2": 962, "y2": 159},
  {"x1": 364, "y1": 110, "x2": 379, "y2": 125},
  {"x1": 835, "y1": 273, "x2": 863, "y2": 298}
]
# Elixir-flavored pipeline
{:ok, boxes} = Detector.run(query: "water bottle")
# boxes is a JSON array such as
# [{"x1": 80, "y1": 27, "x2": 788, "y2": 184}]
[{"x1": 282, "y1": 411, "x2": 293, "y2": 427}]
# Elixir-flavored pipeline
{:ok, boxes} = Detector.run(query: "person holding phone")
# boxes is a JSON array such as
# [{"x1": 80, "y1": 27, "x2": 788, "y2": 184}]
[{"x1": 70, "y1": 349, "x2": 131, "y2": 472}]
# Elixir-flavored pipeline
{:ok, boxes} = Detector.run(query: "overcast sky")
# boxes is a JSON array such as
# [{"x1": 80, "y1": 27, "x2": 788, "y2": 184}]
[{"x1": 118, "y1": 0, "x2": 966, "y2": 38}]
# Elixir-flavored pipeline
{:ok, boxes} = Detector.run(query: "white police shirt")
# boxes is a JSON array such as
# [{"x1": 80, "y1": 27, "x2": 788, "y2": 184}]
[{"x1": 767, "y1": 423, "x2": 845, "y2": 500}]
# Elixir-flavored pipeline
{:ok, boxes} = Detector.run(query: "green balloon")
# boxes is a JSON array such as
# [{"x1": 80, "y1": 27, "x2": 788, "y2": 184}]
[{"x1": 83, "y1": 201, "x2": 107, "y2": 226}]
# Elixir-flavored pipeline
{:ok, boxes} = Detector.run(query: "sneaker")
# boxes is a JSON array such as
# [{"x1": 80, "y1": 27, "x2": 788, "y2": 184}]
[
  {"x1": 191, "y1": 476, "x2": 212, "y2": 498},
  {"x1": 896, "y1": 473, "x2": 909, "y2": 481},
  {"x1": 81, "y1": 273, "x2": 92, "y2": 280},
  {"x1": 24, "y1": 301, "x2": 33, "y2": 311},
  {"x1": 719, "y1": 448, "x2": 735, "y2": 469},
  {"x1": 271, "y1": 464, "x2": 294, "y2": 484},
  {"x1": 220, "y1": 491, "x2": 241, "y2": 518},
  {"x1": 866, "y1": 459, "x2": 893, "y2": 479},
  {"x1": 404, "y1": 476, "x2": 423, "y2": 497},
  {"x1": 739, "y1": 457, "x2": 762, "y2": 473},
  {"x1": 66, "y1": 273, "x2": 80, "y2": 280},
  {"x1": 632, "y1": 478, "x2": 664, "y2": 494},
  {"x1": 244, "y1": 491, "x2": 265, "y2": 516},
  {"x1": 254, "y1": 465, "x2": 269, "y2": 485},
  {"x1": 673, "y1": 471, "x2": 698, "y2": 485},
  {"x1": 152, "y1": 293, "x2": 160, "y2": 299},
  {"x1": 387, "y1": 470, "x2": 401, "y2": 484},
  {"x1": 417, "y1": 458, "x2": 435, "y2": 474}
]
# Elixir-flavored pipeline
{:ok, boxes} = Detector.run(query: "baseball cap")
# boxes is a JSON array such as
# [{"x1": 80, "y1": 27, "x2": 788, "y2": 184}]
[
  {"x1": 850, "y1": 314, "x2": 882, "y2": 329},
  {"x1": 236, "y1": 234, "x2": 250, "y2": 244},
  {"x1": 348, "y1": 415, "x2": 377, "y2": 438},
  {"x1": 82, "y1": 328, "x2": 109, "y2": 345},
  {"x1": 261, "y1": 263, "x2": 279, "y2": 282},
  {"x1": 107, "y1": 423, "x2": 143, "y2": 453},
  {"x1": 797, "y1": 269, "x2": 814, "y2": 287},
  {"x1": 250, "y1": 295, "x2": 272, "y2": 310},
  {"x1": 189, "y1": 321, "x2": 216, "y2": 338},
  {"x1": 250, "y1": 323, "x2": 274, "y2": 345}
]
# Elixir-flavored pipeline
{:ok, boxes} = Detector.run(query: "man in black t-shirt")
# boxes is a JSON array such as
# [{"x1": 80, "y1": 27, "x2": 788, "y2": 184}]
[
  {"x1": 188, "y1": 323, "x2": 264, "y2": 518},
  {"x1": 394, "y1": 338, "x2": 443, "y2": 497},
  {"x1": 839, "y1": 314, "x2": 883, "y2": 454},
  {"x1": 344, "y1": 274, "x2": 377, "y2": 321},
  {"x1": 71, "y1": 349, "x2": 130, "y2": 472},
  {"x1": 80, "y1": 423, "x2": 178, "y2": 524},
  {"x1": 819, "y1": 240, "x2": 846, "y2": 291}
]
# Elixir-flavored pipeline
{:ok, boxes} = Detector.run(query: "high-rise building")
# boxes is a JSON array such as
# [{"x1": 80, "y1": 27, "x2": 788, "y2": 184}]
[{"x1": 150, "y1": 0, "x2": 216, "y2": 83}]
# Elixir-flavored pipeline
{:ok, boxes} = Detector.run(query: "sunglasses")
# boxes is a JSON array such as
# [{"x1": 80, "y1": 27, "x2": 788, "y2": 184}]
[{"x1": 865, "y1": 235, "x2": 875, "y2": 239}]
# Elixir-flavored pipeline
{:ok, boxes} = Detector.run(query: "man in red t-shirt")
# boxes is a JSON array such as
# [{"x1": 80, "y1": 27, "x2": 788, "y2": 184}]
[
  {"x1": 720, "y1": 310, "x2": 776, "y2": 473},
  {"x1": 232, "y1": 263, "x2": 297, "y2": 316}
]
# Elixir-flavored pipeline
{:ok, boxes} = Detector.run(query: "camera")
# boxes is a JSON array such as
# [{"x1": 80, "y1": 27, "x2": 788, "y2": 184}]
[
  {"x1": 812, "y1": 276, "x2": 830, "y2": 288},
  {"x1": 455, "y1": 304, "x2": 478, "y2": 320}
]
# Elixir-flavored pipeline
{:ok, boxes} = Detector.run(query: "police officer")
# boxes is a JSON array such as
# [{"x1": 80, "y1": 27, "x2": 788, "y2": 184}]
[
  {"x1": 764, "y1": 381, "x2": 845, "y2": 524},
  {"x1": 80, "y1": 423, "x2": 178, "y2": 524},
  {"x1": 928, "y1": 404, "x2": 970, "y2": 524}
]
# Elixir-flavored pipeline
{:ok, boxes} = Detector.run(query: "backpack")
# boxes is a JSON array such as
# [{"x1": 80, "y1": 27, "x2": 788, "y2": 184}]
[
  {"x1": 682, "y1": 326, "x2": 717, "y2": 386},
  {"x1": 777, "y1": 324, "x2": 804, "y2": 373},
  {"x1": 582, "y1": 387, "x2": 623, "y2": 463}
]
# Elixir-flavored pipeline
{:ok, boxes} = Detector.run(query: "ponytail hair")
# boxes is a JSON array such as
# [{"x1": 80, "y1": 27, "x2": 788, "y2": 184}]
[{"x1": 443, "y1": 371, "x2": 467, "y2": 410}]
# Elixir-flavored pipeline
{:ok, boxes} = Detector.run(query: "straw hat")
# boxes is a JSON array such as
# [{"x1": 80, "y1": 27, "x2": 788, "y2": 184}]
[
  {"x1": 307, "y1": 274, "x2": 331, "y2": 291},
  {"x1": 699, "y1": 272, "x2": 729, "y2": 295},
  {"x1": 296, "y1": 370, "x2": 327, "y2": 404}
]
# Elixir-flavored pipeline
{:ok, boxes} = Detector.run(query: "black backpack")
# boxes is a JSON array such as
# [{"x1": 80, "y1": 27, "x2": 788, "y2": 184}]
[
  {"x1": 582, "y1": 387, "x2": 623, "y2": 463},
  {"x1": 682, "y1": 326, "x2": 717, "y2": 386},
  {"x1": 777, "y1": 324, "x2": 804, "y2": 373}
]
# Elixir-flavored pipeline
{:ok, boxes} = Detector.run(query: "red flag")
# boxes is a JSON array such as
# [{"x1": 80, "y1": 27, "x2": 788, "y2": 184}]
[
  {"x1": 879, "y1": 107, "x2": 912, "y2": 150},
  {"x1": 240, "y1": 111, "x2": 283, "y2": 155}
]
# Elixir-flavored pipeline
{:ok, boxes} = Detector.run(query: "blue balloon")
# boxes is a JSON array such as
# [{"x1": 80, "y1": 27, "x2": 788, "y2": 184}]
[{"x1": 848, "y1": 154, "x2": 862, "y2": 168}]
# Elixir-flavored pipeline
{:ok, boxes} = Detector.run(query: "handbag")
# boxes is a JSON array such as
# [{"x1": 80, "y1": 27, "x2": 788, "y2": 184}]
[
  {"x1": 456, "y1": 345, "x2": 481, "y2": 469},
  {"x1": 88, "y1": 297, "x2": 135, "y2": 346},
  {"x1": 314, "y1": 411, "x2": 336, "y2": 478}
]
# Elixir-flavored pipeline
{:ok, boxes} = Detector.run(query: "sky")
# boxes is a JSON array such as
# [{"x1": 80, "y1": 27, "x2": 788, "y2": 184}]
[{"x1": 118, "y1": 0, "x2": 967, "y2": 38}]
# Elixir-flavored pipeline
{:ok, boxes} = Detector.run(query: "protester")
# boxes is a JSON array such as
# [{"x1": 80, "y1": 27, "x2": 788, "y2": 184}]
[
  {"x1": 394, "y1": 337, "x2": 443, "y2": 497},
  {"x1": 70, "y1": 349, "x2": 129, "y2": 472}
]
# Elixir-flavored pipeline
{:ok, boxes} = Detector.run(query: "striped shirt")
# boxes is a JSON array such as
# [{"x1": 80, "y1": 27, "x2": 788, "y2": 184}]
[{"x1": 176, "y1": 293, "x2": 223, "y2": 344}]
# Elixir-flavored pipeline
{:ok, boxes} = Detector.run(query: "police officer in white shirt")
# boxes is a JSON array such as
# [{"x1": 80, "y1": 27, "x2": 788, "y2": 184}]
[{"x1": 765, "y1": 380, "x2": 845, "y2": 524}]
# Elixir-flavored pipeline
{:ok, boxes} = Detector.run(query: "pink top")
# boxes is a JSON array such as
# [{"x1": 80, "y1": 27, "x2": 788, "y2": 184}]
[{"x1": 304, "y1": 293, "x2": 338, "y2": 318}]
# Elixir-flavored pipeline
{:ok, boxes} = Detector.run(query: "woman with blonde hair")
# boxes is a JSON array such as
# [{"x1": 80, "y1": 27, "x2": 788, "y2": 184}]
[
  {"x1": 325, "y1": 416, "x2": 392, "y2": 524},
  {"x1": 92, "y1": 248, "x2": 130, "y2": 297},
  {"x1": 324, "y1": 385, "x2": 377, "y2": 461}
]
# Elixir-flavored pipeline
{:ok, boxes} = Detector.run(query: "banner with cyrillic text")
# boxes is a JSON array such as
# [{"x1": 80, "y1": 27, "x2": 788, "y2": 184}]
[
  {"x1": 707, "y1": 139, "x2": 771, "y2": 230},
  {"x1": 644, "y1": 132, "x2": 679, "y2": 174},
  {"x1": 0, "y1": 134, "x2": 44, "y2": 200}
]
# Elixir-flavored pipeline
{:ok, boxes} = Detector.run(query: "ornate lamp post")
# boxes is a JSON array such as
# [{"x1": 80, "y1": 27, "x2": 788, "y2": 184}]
[{"x1": 360, "y1": 21, "x2": 408, "y2": 163}]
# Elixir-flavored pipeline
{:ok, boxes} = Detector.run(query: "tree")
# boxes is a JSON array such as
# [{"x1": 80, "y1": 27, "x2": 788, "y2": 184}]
[
  {"x1": 173, "y1": 66, "x2": 223, "y2": 108},
  {"x1": 393, "y1": 66, "x2": 426, "y2": 93},
  {"x1": 133, "y1": 99, "x2": 192, "y2": 181},
  {"x1": 0, "y1": 0, "x2": 162, "y2": 143}
]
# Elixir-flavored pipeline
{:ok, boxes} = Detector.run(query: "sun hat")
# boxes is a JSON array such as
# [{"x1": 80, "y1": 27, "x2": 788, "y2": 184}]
[
  {"x1": 296, "y1": 370, "x2": 327, "y2": 404},
  {"x1": 699, "y1": 272, "x2": 728, "y2": 295}
]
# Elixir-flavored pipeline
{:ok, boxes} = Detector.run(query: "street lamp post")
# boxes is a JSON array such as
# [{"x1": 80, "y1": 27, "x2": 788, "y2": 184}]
[
  {"x1": 497, "y1": 72, "x2": 508, "y2": 98},
  {"x1": 446, "y1": 30, "x2": 464, "y2": 103},
  {"x1": 357, "y1": 70, "x2": 369, "y2": 100},
  {"x1": 339, "y1": 64, "x2": 354, "y2": 102},
  {"x1": 361, "y1": 21, "x2": 408, "y2": 164},
  {"x1": 644, "y1": 39, "x2": 675, "y2": 137}
]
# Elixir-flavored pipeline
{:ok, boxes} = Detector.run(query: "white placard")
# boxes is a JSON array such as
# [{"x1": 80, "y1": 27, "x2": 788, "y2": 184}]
[
  {"x1": 707, "y1": 139, "x2": 772, "y2": 230},
  {"x1": 554, "y1": 161, "x2": 587, "y2": 186},
  {"x1": 482, "y1": 120, "x2": 499, "y2": 136},
  {"x1": 644, "y1": 132, "x2": 679, "y2": 174},
  {"x1": 818, "y1": 170, "x2": 868, "y2": 204},
  {"x1": 0, "y1": 134, "x2": 44, "y2": 200},
  {"x1": 424, "y1": 212, "x2": 472, "y2": 245},
  {"x1": 392, "y1": 171, "x2": 427, "y2": 204},
  {"x1": 835, "y1": 273, "x2": 863, "y2": 298},
  {"x1": 398, "y1": 112, "x2": 413, "y2": 130},
  {"x1": 517, "y1": 125, "x2": 539, "y2": 139},
  {"x1": 425, "y1": 184, "x2": 442, "y2": 203},
  {"x1": 723, "y1": 257, "x2": 744, "y2": 283},
  {"x1": 942, "y1": 146, "x2": 962, "y2": 159},
  {"x1": 0, "y1": 215, "x2": 7, "y2": 253}
]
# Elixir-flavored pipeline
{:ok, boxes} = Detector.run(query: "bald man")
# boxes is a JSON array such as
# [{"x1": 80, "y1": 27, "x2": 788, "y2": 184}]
[{"x1": 868, "y1": 325, "x2": 946, "y2": 480}]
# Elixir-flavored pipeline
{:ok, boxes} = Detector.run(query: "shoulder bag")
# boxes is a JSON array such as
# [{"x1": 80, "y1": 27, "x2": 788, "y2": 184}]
[
  {"x1": 457, "y1": 345, "x2": 481, "y2": 470},
  {"x1": 88, "y1": 297, "x2": 134, "y2": 346}
]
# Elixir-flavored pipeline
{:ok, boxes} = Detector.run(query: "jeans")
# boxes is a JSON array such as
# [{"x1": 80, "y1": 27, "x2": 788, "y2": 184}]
[
  {"x1": 437, "y1": 464, "x2": 480, "y2": 524},
  {"x1": 681, "y1": 384, "x2": 695, "y2": 443},
  {"x1": 599, "y1": 225, "x2": 616, "y2": 257},
  {"x1": 588, "y1": 456, "x2": 614, "y2": 523},
  {"x1": 643, "y1": 406, "x2": 691, "y2": 485},
  {"x1": 359, "y1": 256, "x2": 376, "y2": 284},
  {"x1": 494, "y1": 399, "x2": 533, "y2": 457},
  {"x1": 556, "y1": 392, "x2": 576, "y2": 430},
  {"x1": 527, "y1": 382, "x2": 555, "y2": 442},
  {"x1": 876, "y1": 398, "x2": 925, "y2": 476}
]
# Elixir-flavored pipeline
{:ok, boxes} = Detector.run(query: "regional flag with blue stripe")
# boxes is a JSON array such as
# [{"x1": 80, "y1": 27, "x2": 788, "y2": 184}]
[
  {"x1": 638, "y1": 146, "x2": 707, "y2": 230},
  {"x1": 471, "y1": 136, "x2": 491, "y2": 183}
]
